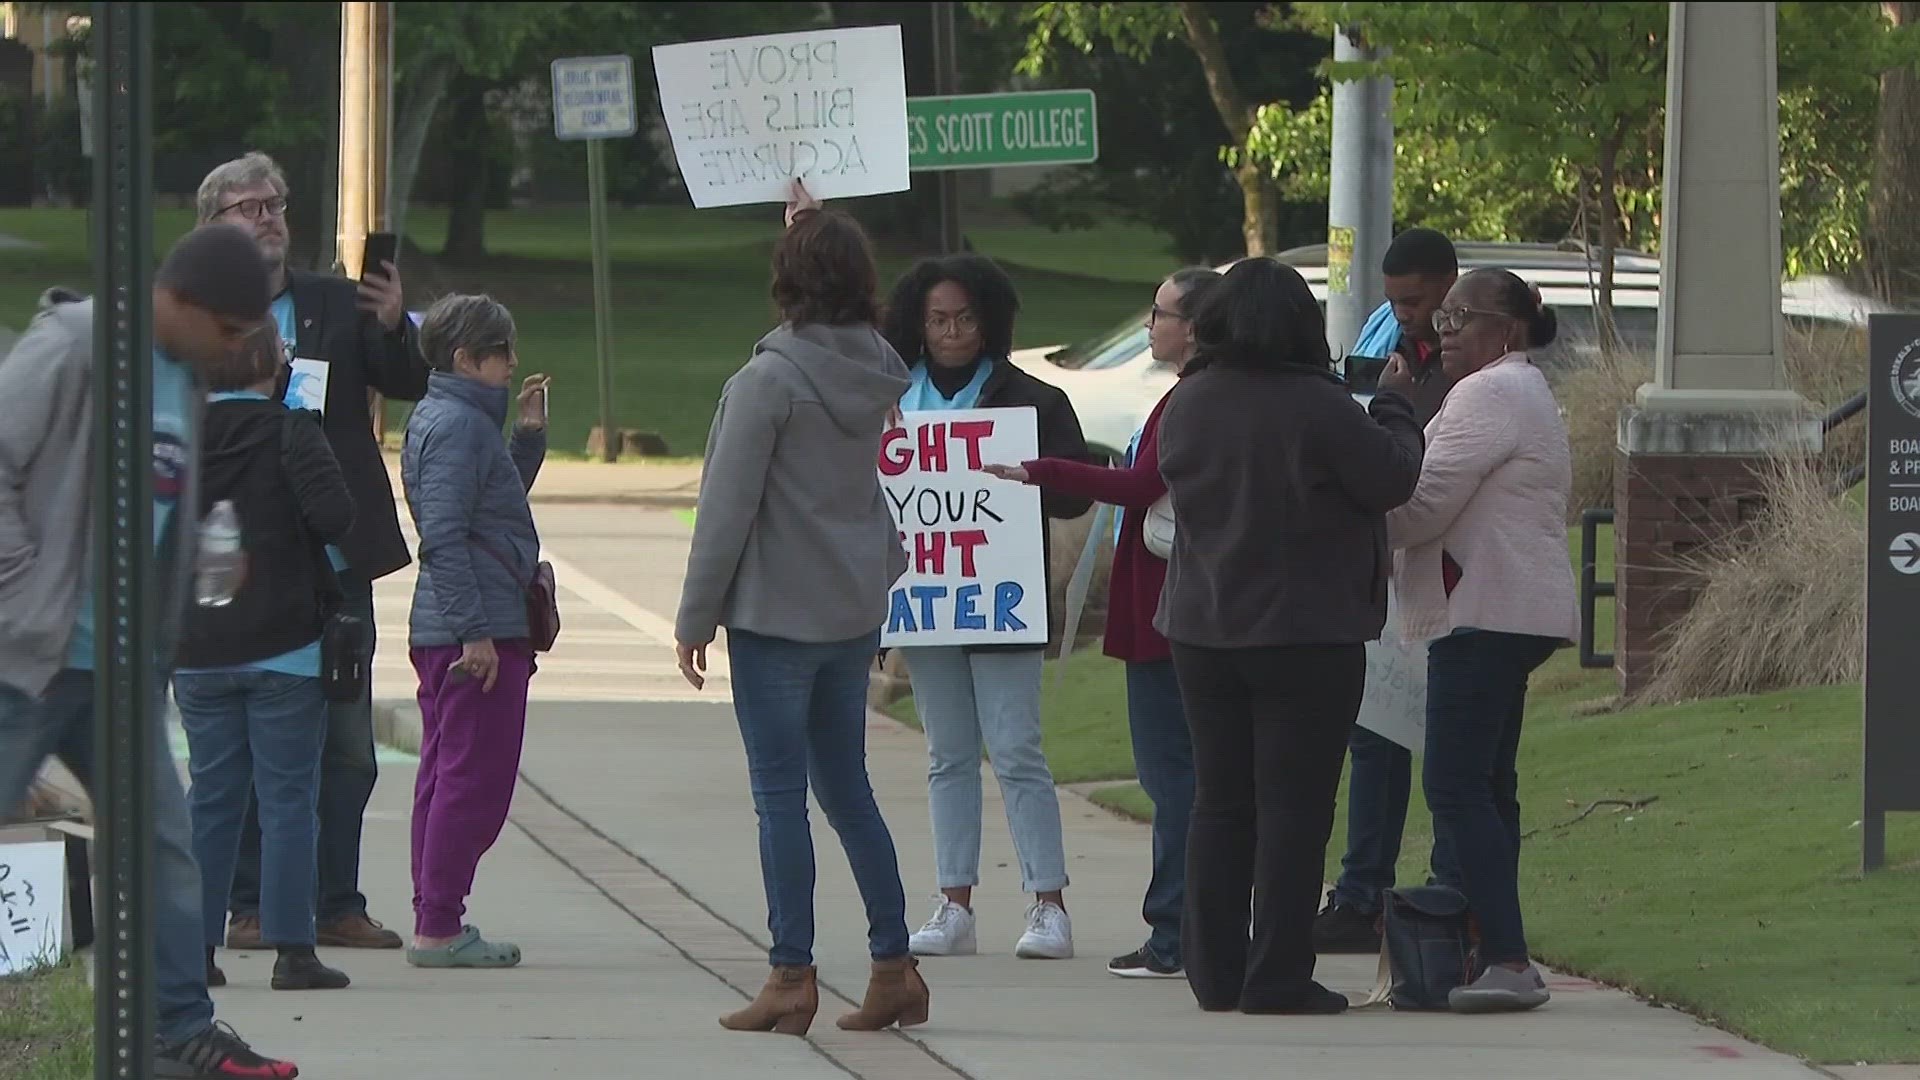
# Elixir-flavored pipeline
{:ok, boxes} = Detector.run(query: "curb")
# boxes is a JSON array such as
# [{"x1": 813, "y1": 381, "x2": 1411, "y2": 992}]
[{"x1": 372, "y1": 699, "x2": 421, "y2": 755}]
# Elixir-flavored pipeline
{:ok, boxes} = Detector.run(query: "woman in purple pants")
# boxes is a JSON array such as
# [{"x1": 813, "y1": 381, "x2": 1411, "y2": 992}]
[{"x1": 399, "y1": 293, "x2": 551, "y2": 968}]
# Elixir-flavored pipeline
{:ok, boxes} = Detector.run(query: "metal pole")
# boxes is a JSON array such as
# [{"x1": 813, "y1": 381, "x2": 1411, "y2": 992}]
[
  {"x1": 89, "y1": 5, "x2": 156, "y2": 1077},
  {"x1": 587, "y1": 137, "x2": 616, "y2": 462},
  {"x1": 336, "y1": 1, "x2": 370, "y2": 280},
  {"x1": 1862, "y1": 809, "x2": 1885, "y2": 872},
  {"x1": 931, "y1": 1, "x2": 962, "y2": 255},
  {"x1": 1325, "y1": 25, "x2": 1393, "y2": 361}
]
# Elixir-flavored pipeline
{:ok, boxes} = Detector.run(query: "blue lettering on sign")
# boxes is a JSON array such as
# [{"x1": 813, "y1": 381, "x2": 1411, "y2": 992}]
[
  {"x1": 911, "y1": 585, "x2": 948, "y2": 630},
  {"x1": 993, "y1": 582, "x2": 1026, "y2": 632},
  {"x1": 889, "y1": 588, "x2": 916, "y2": 634},
  {"x1": 953, "y1": 584, "x2": 985, "y2": 631}
]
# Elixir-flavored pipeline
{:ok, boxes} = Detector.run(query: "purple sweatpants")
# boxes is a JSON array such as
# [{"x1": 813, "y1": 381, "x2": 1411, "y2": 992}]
[{"x1": 409, "y1": 641, "x2": 535, "y2": 939}]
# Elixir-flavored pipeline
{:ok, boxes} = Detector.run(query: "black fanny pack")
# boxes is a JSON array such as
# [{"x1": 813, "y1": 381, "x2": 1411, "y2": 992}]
[{"x1": 318, "y1": 603, "x2": 371, "y2": 703}]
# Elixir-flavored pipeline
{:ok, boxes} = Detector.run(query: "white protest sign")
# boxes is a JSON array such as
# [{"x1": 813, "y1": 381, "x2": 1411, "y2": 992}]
[
  {"x1": 0, "y1": 841, "x2": 68, "y2": 976},
  {"x1": 551, "y1": 55, "x2": 638, "y2": 141},
  {"x1": 1357, "y1": 585, "x2": 1426, "y2": 752},
  {"x1": 652, "y1": 25, "x2": 910, "y2": 208},
  {"x1": 881, "y1": 408, "x2": 1048, "y2": 648}
]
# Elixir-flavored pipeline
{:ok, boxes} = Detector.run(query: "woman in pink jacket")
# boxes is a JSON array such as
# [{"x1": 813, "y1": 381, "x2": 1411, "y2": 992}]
[{"x1": 1384, "y1": 268, "x2": 1579, "y2": 1014}]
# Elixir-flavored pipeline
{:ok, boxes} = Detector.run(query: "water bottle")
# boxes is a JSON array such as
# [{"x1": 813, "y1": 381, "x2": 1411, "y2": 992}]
[{"x1": 195, "y1": 500, "x2": 244, "y2": 607}]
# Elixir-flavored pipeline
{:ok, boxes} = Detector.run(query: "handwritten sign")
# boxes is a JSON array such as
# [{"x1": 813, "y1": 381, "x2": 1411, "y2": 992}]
[
  {"x1": 0, "y1": 841, "x2": 67, "y2": 975},
  {"x1": 880, "y1": 408, "x2": 1047, "y2": 647},
  {"x1": 652, "y1": 26, "x2": 910, "y2": 208},
  {"x1": 1357, "y1": 586, "x2": 1426, "y2": 752}
]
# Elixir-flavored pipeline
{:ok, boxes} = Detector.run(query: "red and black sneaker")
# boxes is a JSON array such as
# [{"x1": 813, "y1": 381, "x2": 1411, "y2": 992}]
[{"x1": 155, "y1": 1022, "x2": 299, "y2": 1079}]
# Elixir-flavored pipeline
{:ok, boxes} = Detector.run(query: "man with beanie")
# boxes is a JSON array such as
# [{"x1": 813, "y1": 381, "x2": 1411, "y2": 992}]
[{"x1": 0, "y1": 223, "x2": 301, "y2": 1078}]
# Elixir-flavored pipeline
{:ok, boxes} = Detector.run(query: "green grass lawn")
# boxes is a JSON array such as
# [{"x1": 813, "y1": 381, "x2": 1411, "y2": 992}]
[
  {"x1": 885, "y1": 526, "x2": 1920, "y2": 1063},
  {"x1": 0, "y1": 962, "x2": 92, "y2": 1080},
  {"x1": 0, "y1": 204, "x2": 1157, "y2": 460}
]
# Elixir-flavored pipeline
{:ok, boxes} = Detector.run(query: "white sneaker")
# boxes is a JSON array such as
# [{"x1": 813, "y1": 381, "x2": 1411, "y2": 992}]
[
  {"x1": 908, "y1": 896, "x2": 978, "y2": 956},
  {"x1": 1014, "y1": 900, "x2": 1074, "y2": 959}
]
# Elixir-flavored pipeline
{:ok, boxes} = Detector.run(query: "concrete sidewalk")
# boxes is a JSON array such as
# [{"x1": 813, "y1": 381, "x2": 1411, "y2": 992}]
[{"x1": 380, "y1": 450, "x2": 700, "y2": 508}]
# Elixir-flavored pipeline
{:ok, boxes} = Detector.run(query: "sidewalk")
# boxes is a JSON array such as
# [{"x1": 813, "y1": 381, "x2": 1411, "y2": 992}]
[{"x1": 380, "y1": 450, "x2": 700, "y2": 508}]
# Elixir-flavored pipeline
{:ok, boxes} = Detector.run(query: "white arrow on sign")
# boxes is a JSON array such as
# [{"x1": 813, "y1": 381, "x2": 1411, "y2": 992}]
[{"x1": 1891, "y1": 532, "x2": 1920, "y2": 574}]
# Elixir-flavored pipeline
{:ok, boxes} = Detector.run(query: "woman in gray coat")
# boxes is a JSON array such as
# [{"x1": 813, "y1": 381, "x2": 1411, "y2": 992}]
[{"x1": 400, "y1": 293, "x2": 550, "y2": 969}]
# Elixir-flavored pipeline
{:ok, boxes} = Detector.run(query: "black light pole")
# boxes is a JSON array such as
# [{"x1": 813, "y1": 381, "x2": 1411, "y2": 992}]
[
  {"x1": 90, "y1": 3, "x2": 157, "y2": 1077},
  {"x1": 931, "y1": 1, "x2": 963, "y2": 255}
]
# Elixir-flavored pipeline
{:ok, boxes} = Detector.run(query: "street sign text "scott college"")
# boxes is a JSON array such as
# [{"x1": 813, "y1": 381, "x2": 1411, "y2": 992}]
[{"x1": 908, "y1": 89, "x2": 1097, "y2": 172}]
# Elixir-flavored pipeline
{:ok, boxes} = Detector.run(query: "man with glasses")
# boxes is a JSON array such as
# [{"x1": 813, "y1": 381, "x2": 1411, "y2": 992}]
[{"x1": 194, "y1": 152, "x2": 430, "y2": 953}]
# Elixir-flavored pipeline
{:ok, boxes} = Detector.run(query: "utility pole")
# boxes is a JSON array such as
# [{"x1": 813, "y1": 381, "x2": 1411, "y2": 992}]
[
  {"x1": 1324, "y1": 25, "x2": 1393, "y2": 362},
  {"x1": 338, "y1": 2, "x2": 394, "y2": 439},
  {"x1": 931, "y1": 1, "x2": 963, "y2": 255}
]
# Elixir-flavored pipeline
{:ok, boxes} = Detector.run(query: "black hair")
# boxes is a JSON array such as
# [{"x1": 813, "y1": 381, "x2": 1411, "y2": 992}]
[
  {"x1": 1462, "y1": 267, "x2": 1559, "y2": 349},
  {"x1": 882, "y1": 253, "x2": 1020, "y2": 365},
  {"x1": 1381, "y1": 228, "x2": 1458, "y2": 278},
  {"x1": 1165, "y1": 266, "x2": 1221, "y2": 317},
  {"x1": 1185, "y1": 257, "x2": 1331, "y2": 374},
  {"x1": 155, "y1": 223, "x2": 271, "y2": 322}
]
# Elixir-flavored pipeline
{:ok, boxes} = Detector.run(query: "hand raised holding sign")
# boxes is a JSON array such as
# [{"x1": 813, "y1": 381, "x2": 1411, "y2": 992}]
[{"x1": 784, "y1": 177, "x2": 823, "y2": 228}]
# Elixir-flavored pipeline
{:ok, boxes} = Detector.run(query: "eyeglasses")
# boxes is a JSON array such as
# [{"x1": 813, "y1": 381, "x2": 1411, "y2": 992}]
[
  {"x1": 925, "y1": 312, "x2": 979, "y2": 338},
  {"x1": 1431, "y1": 306, "x2": 1517, "y2": 334},
  {"x1": 1148, "y1": 304, "x2": 1187, "y2": 328},
  {"x1": 215, "y1": 196, "x2": 289, "y2": 221}
]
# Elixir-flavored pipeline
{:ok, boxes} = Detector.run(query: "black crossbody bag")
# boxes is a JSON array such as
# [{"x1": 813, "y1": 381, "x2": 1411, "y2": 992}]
[{"x1": 281, "y1": 417, "x2": 372, "y2": 703}]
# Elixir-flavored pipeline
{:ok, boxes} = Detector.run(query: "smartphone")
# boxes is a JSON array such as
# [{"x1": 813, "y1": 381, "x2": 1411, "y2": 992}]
[
  {"x1": 1345, "y1": 354, "x2": 1389, "y2": 394},
  {"x1": 361, "y1": 232, "x2": 399, "y2": 280}
]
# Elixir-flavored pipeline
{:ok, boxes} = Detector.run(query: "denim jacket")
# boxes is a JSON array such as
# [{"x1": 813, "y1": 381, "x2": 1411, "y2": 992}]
[{"x1": 401, "y1": 371, "x2": 545, "y2": 646}]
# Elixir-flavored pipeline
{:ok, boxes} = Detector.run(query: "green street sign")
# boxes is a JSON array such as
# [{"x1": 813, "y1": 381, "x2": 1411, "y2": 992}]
[{"x1": 908, "y1": 90, "x2": 1098, "y2": 172}]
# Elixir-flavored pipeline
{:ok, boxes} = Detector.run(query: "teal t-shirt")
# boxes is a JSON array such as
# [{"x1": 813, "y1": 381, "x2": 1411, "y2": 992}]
[{"x1": 67, "y1": 348, "x2": 195, "y2": 671}]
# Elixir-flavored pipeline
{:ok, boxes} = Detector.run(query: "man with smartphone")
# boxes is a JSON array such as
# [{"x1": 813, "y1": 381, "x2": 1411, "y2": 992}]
[
  {"x1": 1316, "y1": 228, "x2": 1462, "y2": 954},
  {"x1": 196, "y1": 152, "x2": 430, "y2": 952}
]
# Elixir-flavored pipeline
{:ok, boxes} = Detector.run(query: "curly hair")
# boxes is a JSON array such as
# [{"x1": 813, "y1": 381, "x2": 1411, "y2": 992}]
[
  {"x1": 771, "y1": 209, "x2": 880, "y2": 326},
  {"x1": 881, "y1": 253, "x2": 1021, "y2": 365}
]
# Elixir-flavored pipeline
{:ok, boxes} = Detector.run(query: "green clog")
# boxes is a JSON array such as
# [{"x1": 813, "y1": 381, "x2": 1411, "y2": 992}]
[{"x1": 405, "y1": 925, "x2": 522, "y2": 969}]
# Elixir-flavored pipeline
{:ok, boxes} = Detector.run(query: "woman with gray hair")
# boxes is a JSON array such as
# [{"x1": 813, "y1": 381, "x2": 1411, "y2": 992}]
[{"x1": 399, "y1": 293, "x2": 551, "y2": 968}]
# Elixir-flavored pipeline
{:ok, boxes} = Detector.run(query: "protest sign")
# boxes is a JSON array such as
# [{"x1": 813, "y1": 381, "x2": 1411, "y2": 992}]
[
  {"x1": 0, "y1": 841, "x2": 67, "y2": 975},
  {"x1": 880, "y1": 408, "x2": 1048, "y2": 648},
  {"x1": 1357, "y1": 585, "x2": 1426, "y2": 752},
  {"x1": 652, "y1": 26, "x2": 910, "y2": 208}
]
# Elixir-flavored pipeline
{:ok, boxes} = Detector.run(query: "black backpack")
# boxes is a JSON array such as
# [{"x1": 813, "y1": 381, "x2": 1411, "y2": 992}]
[{"x1": 1357, "y1": 886, "x2": 1482, "y2": 1011}]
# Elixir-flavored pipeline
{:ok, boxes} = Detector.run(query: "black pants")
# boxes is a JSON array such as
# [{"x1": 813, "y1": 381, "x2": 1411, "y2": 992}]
[{"x1": 1171, "y1": 641, "x2": 1366, "y2": 1011}]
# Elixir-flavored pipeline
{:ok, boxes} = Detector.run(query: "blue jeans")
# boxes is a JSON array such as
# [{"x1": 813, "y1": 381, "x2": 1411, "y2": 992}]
[
  {"x1": 1422, "y1": 630, "x2": 1560, "y2": 965},
  {"x1": 904, "y1": 646, "x2": 1069, "y2": 894},
  {"x1": 174, "y1": 670, "x2": 328, "y2": 948},
  {"x1": 1333, "y1": 727, "x2": 1462, "y2": 913},
  {"x1": 0, "y1": 670, "x2": 216, "y2": 1047},
  {"x1": 728, "y1": 628, "x2": 910, "y2": 967},
  {"x1": 1125, "y1": 659, "x2": 1192, "y2": 964},
  {"x1": 230, "y1": 574, "x2": 377, "y2": 923}
]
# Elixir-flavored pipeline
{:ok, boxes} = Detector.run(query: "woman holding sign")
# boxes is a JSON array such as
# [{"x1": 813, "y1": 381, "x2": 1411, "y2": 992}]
[
  {"x1": 983, "y1": 266, "x2": 1220, "y2": 980},
  {"x1": 675, "y1": 183, "x2": 929, "y2": 1037},
  {"x1": 883, "y1": 253, "x2": 1091, "y2": 962}
]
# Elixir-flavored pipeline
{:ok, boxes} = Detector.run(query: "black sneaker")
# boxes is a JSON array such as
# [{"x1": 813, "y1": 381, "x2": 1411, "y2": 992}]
[
  {"x1": 1312, "y1": 898, "x2": 1382, "y2": 954},
  {"x1": 155, "y1": 1022, "x2": 299, "y2": 1078},
  {"x1": 1107, "y1": 946, "x2": 1183, "y2": 979},
  {"x1": 205, "y1": 960, "x2": 227, "y2": 988},
  {"x1": 270, "y1": 950, "x2": 350, "y2": 991},
  {"x1": 1242, "y1": 981, "x2": 1353, "y2": 1015}
]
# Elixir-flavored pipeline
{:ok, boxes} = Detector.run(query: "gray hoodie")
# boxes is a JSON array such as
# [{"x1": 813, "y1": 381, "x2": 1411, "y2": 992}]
[{"x1": 675, "y1": 323, "x2": 911, "y2": 646}]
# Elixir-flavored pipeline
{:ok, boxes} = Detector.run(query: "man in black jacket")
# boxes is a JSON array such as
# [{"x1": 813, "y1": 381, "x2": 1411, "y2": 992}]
[{"x1": 196, "y1": 152, "x2": 430, "y2": 950}]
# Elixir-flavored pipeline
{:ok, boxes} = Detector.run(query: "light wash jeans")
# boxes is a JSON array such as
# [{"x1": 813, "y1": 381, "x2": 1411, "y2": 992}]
[{"x1": 903, "y1": 646, "x2": 1069, "y2": 894}]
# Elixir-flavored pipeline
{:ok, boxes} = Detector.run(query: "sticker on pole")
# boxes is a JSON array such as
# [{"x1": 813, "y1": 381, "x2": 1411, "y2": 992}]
[
  {"x1": 652, "y1": 26, "x2": 910, "y2": 208},
  {"x1": 1890, "y1": 532, "x2": 1920, "y2": 574},
  {"x1": 552, "y1": 55, "x2": 637, "y2": 141}
]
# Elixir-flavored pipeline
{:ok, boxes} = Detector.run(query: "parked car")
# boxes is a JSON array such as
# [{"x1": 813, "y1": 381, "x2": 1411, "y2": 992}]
[{"x1": 1010, "y1": 242, "x2": 1884, "y2": 461}]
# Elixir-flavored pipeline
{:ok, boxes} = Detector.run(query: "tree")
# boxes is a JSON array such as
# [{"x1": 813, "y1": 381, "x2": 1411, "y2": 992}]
[
  {"x1": 1868, "y1": 1, "x2": 1920, "y2": 299},
  {"x1": 977, "y1": 2, "x2": 1325, "y2": 257}
]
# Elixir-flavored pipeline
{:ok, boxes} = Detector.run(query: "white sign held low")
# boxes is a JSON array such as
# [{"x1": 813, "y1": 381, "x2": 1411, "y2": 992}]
[
  {"x1": 0, "y1": 841, "x2": 68, "y2": 976},
  {"x1": 881, "y1": 408, "x2": 1048, "y2": 648},
  {"x1": 1357, "y1": 586, "x2": 1426, "y2": 752},
  {"x1": 652, "y1": 26, "x2": 910, "y2": 208}
]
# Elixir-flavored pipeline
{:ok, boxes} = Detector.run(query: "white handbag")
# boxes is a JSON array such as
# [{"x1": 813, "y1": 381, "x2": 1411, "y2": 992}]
[{"x1": 1142, "y1": 494, "x2": 1175, "y2": 559}]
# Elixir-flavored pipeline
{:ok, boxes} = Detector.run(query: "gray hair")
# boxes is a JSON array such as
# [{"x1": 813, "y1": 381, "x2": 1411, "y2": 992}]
[
  {"x1": 419, "y1": 294, "x2": 517, "y2": 372},
  {"x1": 196, "y1": 152, "x2": 289, "y2": 223}
]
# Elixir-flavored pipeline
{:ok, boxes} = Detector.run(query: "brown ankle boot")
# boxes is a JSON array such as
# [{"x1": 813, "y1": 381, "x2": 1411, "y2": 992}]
[
  {"x1": 837, "y1": 955, "x2": 930, "y2": 1031},
  {"x1": 720, "y1": 965, "x2": 818, "y2": 1036}
]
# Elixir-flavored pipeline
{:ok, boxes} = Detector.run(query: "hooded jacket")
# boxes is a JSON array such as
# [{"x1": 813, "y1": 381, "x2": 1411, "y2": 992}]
[
  {"x1": 175, "y1": 398, "x2": 355, "y2": 669},
  {"x1": 676, "y1": 322, "x2": 912, "y2": 646}
]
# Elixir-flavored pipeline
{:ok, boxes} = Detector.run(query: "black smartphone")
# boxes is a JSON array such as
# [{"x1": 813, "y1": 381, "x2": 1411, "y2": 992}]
[
  {"x1": 1345, "y1": 354, "x2": 1389, "y2": 394},
  {"x1": 362, "y1": 232, "x2": 399, "y2": 280}
]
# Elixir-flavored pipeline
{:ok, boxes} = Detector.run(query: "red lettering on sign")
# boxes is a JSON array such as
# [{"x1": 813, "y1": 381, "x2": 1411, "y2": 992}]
[
  {"x1": 917, "y1": 422, "x2": 949, "y2": 472},
  {"x1": 915, "y1": 531, "x2": 947, "y2": 574},
  {"x1": 951, "y1": 529, "x2": 988, "y2": 577},
  {"x1": 949, "y1": 419, "x2": 994, "y2": 470},
  {"x1": 879, "y1": 428, "x2": 910, "y2": 476}
]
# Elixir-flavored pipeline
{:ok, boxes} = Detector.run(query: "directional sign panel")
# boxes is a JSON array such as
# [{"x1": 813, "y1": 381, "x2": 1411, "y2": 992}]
[
  {"x1": 1864, "y1": 315, "x2": 1920, "y2": 831},
  {"x1": 552, "y1": 55, "x2": 637, "y2": 141},
  {"x1": 907, "y1": 90, "x2": 1098, "y2": 172}
]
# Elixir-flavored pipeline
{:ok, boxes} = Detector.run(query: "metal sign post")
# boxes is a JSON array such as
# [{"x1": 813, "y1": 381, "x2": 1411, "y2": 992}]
[
  {"x1": 552, "y1": 54, "x2": 636, "y2": 462},
  {"x1": 89, "y1": 3, "x2": 156, "y2": 1076},
  {"x1": 1863, "y1": 313, "x2": 1920, "y2": 872}
]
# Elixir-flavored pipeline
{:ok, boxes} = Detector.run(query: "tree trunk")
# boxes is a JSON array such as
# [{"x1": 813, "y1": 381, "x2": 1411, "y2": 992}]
[
  {"x1": 389, "y1": 56, "x2": 455, "y2": 246},
  {"x1": 1869, "y1": 1, "x2": 1920, "y2": 300},
  {"x1": 1594, "y1": 138, "x2": 1622, "y2": 353},
  {"x1": 1176, "y1": 1, "x2": 1268, "y2": 256},
  {"x1": 440, "y1": 82, "x2": 491, "y2": 264}
]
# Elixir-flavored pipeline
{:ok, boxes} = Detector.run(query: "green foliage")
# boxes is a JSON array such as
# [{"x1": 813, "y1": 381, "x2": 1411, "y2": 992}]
[{"x1": 972, "y1": 1, "x2": 1187, "y2": 72}]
